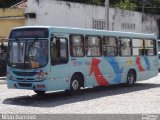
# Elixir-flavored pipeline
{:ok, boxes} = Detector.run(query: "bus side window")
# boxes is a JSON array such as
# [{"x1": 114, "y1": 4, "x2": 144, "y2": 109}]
[
  {"x1": 70, "y1": 34, "x2": 84, "y2": 57},
  {"x1": 86, "y1": 36, "x2": 102, "y2": 57},
  {"x1": 103, "y1": 36, "x2": 118, "y2": 56},
  {"x1": 119, "y1": 37, "x2": 132, "y2": 56},
  {"x1": 144, "y1": 39, "x2": 156, "y2": 56},
  {"x1": 132, "y1": 38, "x2": 144, "y2": 56},
  {"x1": 51, "y1": 37, "x2": 68, "y2": 65}
]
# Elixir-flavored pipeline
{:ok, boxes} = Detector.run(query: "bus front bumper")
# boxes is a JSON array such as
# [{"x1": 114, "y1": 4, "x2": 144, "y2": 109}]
[{"x1": 7, "y1": 80, "x2": 48, "y2": 91}]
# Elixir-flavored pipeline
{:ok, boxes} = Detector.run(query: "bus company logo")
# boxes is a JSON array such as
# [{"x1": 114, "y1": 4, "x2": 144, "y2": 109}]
[
  {"x1": 22, "y1": 78, "x2": 27, "y2": 81},
  {"x1": 72, "y1": 60, "x2": 83, "y2": 66},
  {"x1": 85, "y1": 61, "x2": 90, "y2": 66},
  {"x1": 142, "y1": 114, "x2": 158, "y2": 120}
]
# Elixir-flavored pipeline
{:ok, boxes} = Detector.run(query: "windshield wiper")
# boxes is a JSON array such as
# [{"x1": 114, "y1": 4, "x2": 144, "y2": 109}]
[
  {"x1": 24, "y1": 38, "x2": 39, "y2": 69},
  {"x1": 28, "y1": 37, "x2": 38, "y2": 51}
]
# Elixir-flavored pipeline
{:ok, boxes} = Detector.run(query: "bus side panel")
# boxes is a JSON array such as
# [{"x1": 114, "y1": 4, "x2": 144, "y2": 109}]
[
  {"x1": 70, "y1": 57, "x2": 104, "y2": 88},
  {"x1": 136, "y1": 56, "x2": 158, "y2": 81},
  {"x1": 70, "y1": 57, "x2": 96, "y2": 87},
  {"x1": 49, "y1": 63, "x2": 71, "y2": 91},
  {"x1": 117, "y1": 57, "x2": 137, "y2": 83},
  {"x1": 85, "y1": 57, "x2": 121, "y2": 87},
  {"x1": 101, "y1": 57, "x2": 123, "y2": 85}
]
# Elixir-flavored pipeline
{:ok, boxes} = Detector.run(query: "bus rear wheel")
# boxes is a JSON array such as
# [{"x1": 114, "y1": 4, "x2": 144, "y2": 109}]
[
  {"x1": 34, "y1": 90, "x2": 46, "y2": 95},
  {"x1": 126, "y1": 70, "x2": 136, "y2": 87}
]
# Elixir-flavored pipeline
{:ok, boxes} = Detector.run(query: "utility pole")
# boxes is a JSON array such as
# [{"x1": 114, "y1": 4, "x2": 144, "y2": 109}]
[
  {"x1": 105, "y1": 0, "x2": 109, "y2": 30},
  {"x1": 142, "y1": 0, "x2": 145, "y2": 32},
  {"x1": 141, "y1": 0, "x2": 149, "y2": 33}
]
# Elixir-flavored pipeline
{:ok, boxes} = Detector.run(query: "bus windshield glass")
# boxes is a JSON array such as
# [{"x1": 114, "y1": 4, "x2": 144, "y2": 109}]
[{"x1": 8, "y1": 39, "x2": 48, "y2": 69}]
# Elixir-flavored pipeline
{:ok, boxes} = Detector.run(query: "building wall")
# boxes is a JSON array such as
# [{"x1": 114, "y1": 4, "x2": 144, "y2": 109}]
[
  {"x1": 26, "y1": 0, "x2": 160, "y2": 36},
  {"x1": 0, "y1": 8, "x2": 25, "y2": 39}
]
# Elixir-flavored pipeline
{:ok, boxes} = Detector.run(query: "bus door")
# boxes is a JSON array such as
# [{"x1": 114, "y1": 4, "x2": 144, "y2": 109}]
[{"x1": 50, "y1": 34, "x2": 70, "y2": 91}]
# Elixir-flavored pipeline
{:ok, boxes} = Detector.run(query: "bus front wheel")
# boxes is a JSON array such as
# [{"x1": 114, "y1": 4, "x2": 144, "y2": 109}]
[
  {"x1": 126, "y1": 70, "x2": 136, "y2": 87},
  {"x1": 70, "y1": 76, "x2": 81, "y2": 93}
]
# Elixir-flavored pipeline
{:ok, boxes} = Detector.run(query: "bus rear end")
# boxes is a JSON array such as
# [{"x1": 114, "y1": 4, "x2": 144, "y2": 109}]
[{"x1": 7, "y1": 27, "x2": 50, "y2": 94}]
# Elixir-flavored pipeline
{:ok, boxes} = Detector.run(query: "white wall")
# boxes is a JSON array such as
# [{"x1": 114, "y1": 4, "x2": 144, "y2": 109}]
[{"x1": 26, "y1": 0, "x2": 160, "y2": 35}]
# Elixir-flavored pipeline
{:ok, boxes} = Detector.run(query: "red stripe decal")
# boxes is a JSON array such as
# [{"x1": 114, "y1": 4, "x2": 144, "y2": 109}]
[
  {"x1": 136, "y1": 56, "x2": 145, "y2": 71},
  {"x1": 89, "y1": 58, "x2": 109, "y2": 86}
]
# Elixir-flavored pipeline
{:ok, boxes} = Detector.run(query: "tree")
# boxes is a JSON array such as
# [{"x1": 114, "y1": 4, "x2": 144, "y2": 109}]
[{"x1": 116, "y1": 0, "x2": 137, "y2": 10}]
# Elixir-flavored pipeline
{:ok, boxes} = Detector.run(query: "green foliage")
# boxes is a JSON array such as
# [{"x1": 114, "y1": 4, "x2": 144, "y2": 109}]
[
  {"x1": 116, "y1": 0, "x2": 137, "y2": 10},
  {"x1": 61, "y1": 0, "x2": 160, "y2": 14},
  {"x1": 87, "y1": 0, "x2": 104, "y2": 6}
]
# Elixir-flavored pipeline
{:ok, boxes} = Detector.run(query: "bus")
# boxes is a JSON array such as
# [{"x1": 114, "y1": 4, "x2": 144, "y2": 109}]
[{"x1": 7, "y1": 26, "x2": 159, "y2": 95}]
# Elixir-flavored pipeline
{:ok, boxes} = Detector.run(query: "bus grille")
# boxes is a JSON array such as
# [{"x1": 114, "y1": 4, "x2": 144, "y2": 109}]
[
  {"x1": 13, "y1": 71, "x2": 38, "y2": 76},
  {"x1": 16, "y1": 78, "x2": 35, "y2": 81},
  {"x1": 18, "y1": 83, "x2": 32, "y2": 87}
]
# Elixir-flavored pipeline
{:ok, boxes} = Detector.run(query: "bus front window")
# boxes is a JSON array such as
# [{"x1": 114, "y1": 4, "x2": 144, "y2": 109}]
[{"x1": 8, "y1": 39, "x2": 48, "y2": 69}]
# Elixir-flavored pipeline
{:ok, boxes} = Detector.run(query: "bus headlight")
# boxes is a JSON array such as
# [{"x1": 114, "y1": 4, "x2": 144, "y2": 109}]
[{"x1": 7, "y1": 75, "x2": 15, "y2": 80}]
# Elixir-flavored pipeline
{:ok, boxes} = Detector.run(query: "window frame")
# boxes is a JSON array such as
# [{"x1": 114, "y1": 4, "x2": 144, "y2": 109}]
[
  {"x1": 103, "y1": 36, "x2": 118, "y2": 57},
  {"x1": 69, "y1": 34, "x2": 85, "y2": 57},
  {"x1": 119, "y1": 37, "x2": 132, "y2": 57},
  {"x1": 50, "y1": 37, "x2": 69, "y2": 66},
  {"x1": 144, "y1": 39, "x2": 157, "y2": 56},
  {"x1": 132, "y1": 38, "x2": 145, "y2": 56}
]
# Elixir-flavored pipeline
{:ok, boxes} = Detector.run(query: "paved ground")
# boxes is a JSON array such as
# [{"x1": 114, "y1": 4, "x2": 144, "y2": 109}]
[
  {"x1": 0, "y1": 74, "x2": 160, "y2": 114},
  {"x1": 0, "y1": 77, "x2": 6, "y2": 85}
]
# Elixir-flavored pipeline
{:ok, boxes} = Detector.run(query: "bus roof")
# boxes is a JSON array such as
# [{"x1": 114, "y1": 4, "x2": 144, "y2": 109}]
[{"x1": 12, "y1": 26, "x2": 157, "y2": 40}]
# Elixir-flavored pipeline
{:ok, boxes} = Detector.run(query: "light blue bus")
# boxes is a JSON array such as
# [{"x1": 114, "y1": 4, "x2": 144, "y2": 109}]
[{"x1": 7, "y1": 26, "x2": 159, "y2": 94}]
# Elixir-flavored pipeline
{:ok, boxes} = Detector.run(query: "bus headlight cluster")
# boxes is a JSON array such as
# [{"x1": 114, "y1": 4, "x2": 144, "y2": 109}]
[
  {"x1": 7, "y1": 74, "x2": 15, "y2": 80},
  {"x1": 7, "y1": 71, "x2": 15, "y2": 80}
]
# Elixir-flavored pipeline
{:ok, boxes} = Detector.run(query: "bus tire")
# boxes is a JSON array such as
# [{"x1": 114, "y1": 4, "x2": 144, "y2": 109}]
[
  {"x1": 34, "y1": 90, "x2": 46, "y2": 95},
  {"x1": 126, "y1": 70, "x2": 136, "y2": 87},
  {"x1": 70, "y1": 75, "x2": 81, "y2": 93}
]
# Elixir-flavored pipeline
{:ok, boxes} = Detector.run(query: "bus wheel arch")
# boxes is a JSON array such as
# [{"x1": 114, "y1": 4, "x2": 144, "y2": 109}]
[
  {"x1": 70, "y1": 72, "x2": 84, "y2": 91},
  {"x1": 126, "y1": 69, "x2": 137, "y2": 86}
]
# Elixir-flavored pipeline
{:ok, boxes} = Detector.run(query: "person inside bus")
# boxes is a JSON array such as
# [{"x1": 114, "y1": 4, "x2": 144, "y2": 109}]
[{"x1": 30, "y1": 57, "x2": 39, "y2": 68}]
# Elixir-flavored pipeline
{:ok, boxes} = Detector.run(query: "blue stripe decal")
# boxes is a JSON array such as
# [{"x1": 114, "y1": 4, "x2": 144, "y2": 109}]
[
  {"x1": 143, "y1": 56, "x2": 150, "y2": 70},
  {"x1": 104, "y1": 57, "x2": 123, "y2": 83}
]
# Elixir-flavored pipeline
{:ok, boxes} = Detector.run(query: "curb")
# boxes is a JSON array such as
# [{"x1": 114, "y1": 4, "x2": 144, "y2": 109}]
[
  {"x1": 0, "y1": 81, "x2": 6, "y2": 84},
  {"x1": 0, "y1": 77, "x2": 6, "y2": 80}
]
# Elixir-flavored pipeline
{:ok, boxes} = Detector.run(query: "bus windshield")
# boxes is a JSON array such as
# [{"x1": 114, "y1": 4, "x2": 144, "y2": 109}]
[{"x1": 8, "y1": 39, "x2": 48, "y2": 69}]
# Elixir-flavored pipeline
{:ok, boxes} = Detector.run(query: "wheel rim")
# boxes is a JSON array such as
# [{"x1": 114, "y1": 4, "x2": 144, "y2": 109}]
[
  {"x1": 71, "y1": 80, "x2": 79, "y2": 90},
  {"x1": 128, "y1": 73, "x2": 134, "y2": 84}
]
